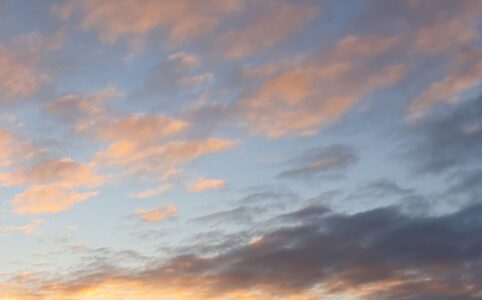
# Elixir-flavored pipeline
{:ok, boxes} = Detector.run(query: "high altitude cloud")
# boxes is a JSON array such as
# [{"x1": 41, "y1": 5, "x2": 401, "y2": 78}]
[
  {"x1": 187, "y1": 178, "x2": 225, "y2": 192},
  {"x1": 0, "y1": 127, "x2": 103, "y2": 214},
  {"x1": 48, "y1": 88, "x2": 236, "y2": 182},
  {"x1": 0, "y1": 158, "x2": 103, "y2": 188},
  {"x1": 0, "y1": 31, "x2": 63, "y2": 99},
  {"x1": 353, "y1": 0, "x2": 482, "y2": 118},
  {"x1": 219, "y1": 0, "x2": 318, "y2": 58},
  {"x1": 0, "y1": 219, "x2": 43, "y2": 235},
  {"x1": 235, "y1": 35, "x2": 405, "y2": 137},
  {"x1": 53, "y1": 0, "x2": 242, "y2": 44},
  {"x1": 0, "y1": 128, "x2": 39, "y2": 167},
  {"x1": 130, "y1": 184, "x2": 171, "y2": 199},
  {"x1": 12, "y1": 187, "x2": 98, "y2": 214},
  {"x1": 135, "y1": 203, "x2": 176, "y2": 222},
  {"x1": 410, "y1": 49, "x2": 482, "y2": 118}
]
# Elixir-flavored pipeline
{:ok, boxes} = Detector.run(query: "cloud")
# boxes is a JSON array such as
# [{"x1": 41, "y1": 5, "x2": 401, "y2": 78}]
[
  {"x1": 97, "y1": 114, "x2": 188, "y2": 143},
  {"x1": 7, "y1": 202, "x2": 482, "y2": 299},
  {"x1": 0, "y1": 158, "x2": 104, "y2": 188},
  {"x1": 0, "y1": 127, "x2": 103, "y2": 214},
  {"x1": 407, "y1": 94, "x2": 482, "y2": 174},
  {"x1": 49, "y1": 88, "x2": 236, "y2": 182},
  {"x1": 219, "y1": 0, "x2": 319, "y2": 58},
  {"x1": 136, "y1": 53, "x2": 215, "y2": 103},
  {"x1": 0, "y1": 219, "x2": 43, "y2": 235},
  {"x1": 47, "y1": 86, "x2": 122, "y2": 125},
  {"x1": 12, "y1": 186, "x2": 98, "y2": 214},
  {"x1": 278, "y1": 144, "x2": 358, "y2": 180},
  {"x1": 53, "y1": 0, "x2": 242, "y2": 44},
  {"x1": 409, "y1": 48, "x2": 482, "y2": 118},
  {"x1": 94, "y1": 137, "x2": 235, "y2": 180},
  {"x1": 361, "y1": 1, "x2": 482, "y2": 118},
  {"x1": 193, "y1": 206, "x2": 260, "y2": 225},
  {"x1": 187, "y1": 178, "x2": 225, "y2": 192},
  {"x1": 0, "y1": 31, "x2": 63, "y2": 99},
  {"x1": 234, "y1": 35, "x2": 404, "y2": 137},
  {"x1": 130, "y1": 184, "x2": 171, "y2": 199},
  {"x1": 412, "y1": 20, "x2": 478, "y2": 54},
  {"x1": 0, "y1": 127, "x2": 40, "y2": 167},
  {"x1": 135, "y1": 203, "x2": 176, "y2": 222},
  {"x1": 168, "y1": 52, "x2": 199, "y2": 69}
]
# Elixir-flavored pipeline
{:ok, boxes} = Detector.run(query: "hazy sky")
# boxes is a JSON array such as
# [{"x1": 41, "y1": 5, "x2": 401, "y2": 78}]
[{"x1": 1, "y1": 1, "x2": 482, "y2": 299}]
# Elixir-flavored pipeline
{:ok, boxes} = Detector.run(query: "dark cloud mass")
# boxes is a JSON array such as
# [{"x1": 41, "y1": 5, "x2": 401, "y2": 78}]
[
  {"x1": 15, "y1": 201, "x2": 482, "y2": 300},
  {"x1": 410, "y1": 96, "x2": 482, "y2": 174}
]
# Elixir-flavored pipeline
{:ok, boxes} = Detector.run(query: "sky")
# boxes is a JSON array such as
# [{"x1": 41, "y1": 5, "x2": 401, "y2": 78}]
[{"x1": 0, "y1": 0, "x2": 482, "y2": 299}]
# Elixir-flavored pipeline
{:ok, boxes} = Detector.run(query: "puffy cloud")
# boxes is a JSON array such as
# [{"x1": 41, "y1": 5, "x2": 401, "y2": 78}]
[
  {"x1": 219, "y1": 0, "x2": 319, "y2": 58},
  {"x1": 12, "y1": 186, "x2": 98, "y2": 214},
  {"x1": 53, "y1": 0, "x2": 242, "y2": 44},
  {"x1": 235, "y1": 35, "x2": 404, "y2": 137},
  {"x1": 187, "y1": 178, "x2": 225, "y2": 192},
  {"x1": 95, "y1": 137, "x2": 235, "y2": 179},
  {"x1": 135, "y1": 203, "x2": 176, "y2": 222},
  {"x1": 0, "y1": 127, "x2": 103, "y2": 214},
  {"x1": 48, "y1": 88, "x2": 235, "y2": 187},
  {"x1": 0, "y1": 158, "x2": 103, "y2": 188}
]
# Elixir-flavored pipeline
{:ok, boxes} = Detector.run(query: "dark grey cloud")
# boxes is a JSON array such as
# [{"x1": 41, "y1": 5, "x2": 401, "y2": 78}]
[
  {"x1": 342, "y1": 179, "x2": 429, "y2": 214},
  {"x1": 191, "y1": 186, "x2": 299, "y2": 227},
  {"x1": 277, "y1": 144, "x2": 358, "y2": 180},
  {"x1": 409, "y1": 96, "x2": 482, "y2": 174},
  {"x1": 24, "y1": 201, "x2": 482, "y2": 299}
]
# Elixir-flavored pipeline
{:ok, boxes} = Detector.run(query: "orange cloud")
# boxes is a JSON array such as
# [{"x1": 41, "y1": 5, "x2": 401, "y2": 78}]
[
  {"x1": 409, "y1": 48, "x2": 482, "y2": 118},
  {"x1": 0, "y1": 158, "x2": 104, "y2": 188},
  {"x1": 412, "y1": 20, "x2": 478, "y2": 54},
  {"x1": 236, "y1": 35, "x2": 404, "y2": 137},
  {"x1": 130, "y1": 184, "x2": 171, "y2": 198},
  {"x1": 0, "y1": 46, "x2": 44, "y2": 98},
  {"x1": 0, "y1": 219, "x2": 43, "y2": 235},
  {"x1": 0, "y1": 127, "x2": 103, "y2": 214},
  {"x1": 48, "y1": 86, "x2": 122, "y2": 119},
  {"x1": 0, "y1": 128, "x2": 40, "y2": 167},
  {"x1": 53, "y1": 0, "x2": 242, "y2": 44},
  {"x1": 12, "y1": 186, "x2": 98, "y2": 214},
  {"x1": 187, "y1": 178, "x2": 225, "y2": 192},
  {"x1": 0, "y1": 31, "x2": 64, "y2": 99},
  {"x1": 220, "y1": 1, "x2": 318, "y2": 58},
  {"x1": 135, "y1": 203, "x2": 176, "y2": 222},
  {"x1": 98, "y1": 114, "x2": 188, "y2": 143},
  {"x1": 95, "y1": 138, "x2": 235, "y2": 179}
]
